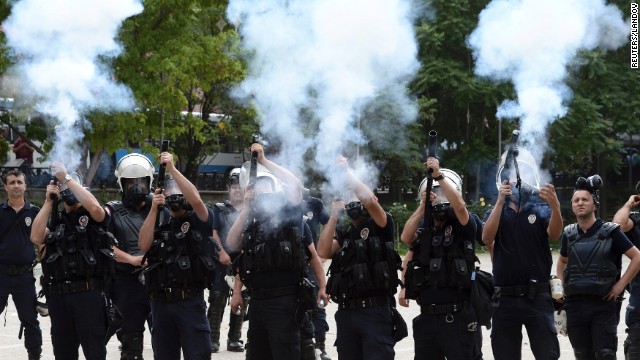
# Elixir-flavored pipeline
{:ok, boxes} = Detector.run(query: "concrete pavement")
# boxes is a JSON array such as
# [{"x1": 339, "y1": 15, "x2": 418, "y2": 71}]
[{"x1": 0, "y1": 253, "x2": 630, "y2": 359}]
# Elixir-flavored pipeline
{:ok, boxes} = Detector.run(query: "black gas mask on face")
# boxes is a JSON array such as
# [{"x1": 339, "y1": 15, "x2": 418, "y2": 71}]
[
  {"x1": 60, "y1": 188, "x2": 79, "y2": 206},
  {"x1": 432, "y1": 202, "x2": 455, "y2": 222},
  {"x1": 166, "y1": 194, "x2": 191, "y2": 212},
  {"x1": 124, "y1": 182, "x2": 149, "y2": 205},
  {"x1": 345, "y1": 201, "x2": 369, "y2": 220}
]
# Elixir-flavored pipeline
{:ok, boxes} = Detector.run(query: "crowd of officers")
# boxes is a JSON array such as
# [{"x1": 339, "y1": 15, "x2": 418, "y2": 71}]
[{"x1": 5, "y1": 142, "x2": 640, "y2": 360}]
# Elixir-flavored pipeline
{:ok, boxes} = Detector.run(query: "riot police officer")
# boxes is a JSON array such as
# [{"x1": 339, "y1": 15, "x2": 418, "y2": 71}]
[
  {"x1": 317, "y1": 155, "x2": 401, "y2": 360},
  {"x1": 207, "y1": 168, "x2": 247, "y2": 353},
  {"x1": 558, "y1": 175, "x2": 640, "y2": 360},
  {"x1": 106, "y1": 153, "x2": 157, "y2": 359},
  {"x1": 482, "y1": 149, "x2": 562, "y2": 360},
  {"x1": 138, "y1": 151, "x2": 216, "y2": 360},
  {"x1": 399, "y1": 160, "x2": 479, "y2": 359},
  {"x1": 226, "y1": 143, "x2": 328, "y2": 360},
  {"x1": 0, "y1": 170, "x2": 43, "y2": 360},
  {"x1": 31, "y1": 162, "x2": 115, "y2": 360},
  {"x1": 613, "y1": 187, "x2": 640, "y2": 359}
]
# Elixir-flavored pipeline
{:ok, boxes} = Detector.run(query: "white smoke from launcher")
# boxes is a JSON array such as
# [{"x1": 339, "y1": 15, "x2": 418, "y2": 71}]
[
  {"x1": 227, "y1": 0, "x2": 421, "y2": 194},
  {"x1": 2, "y1": 0, "x2": 143, "y2": 172},
  {"x1": 468, "y1": 0, "x2": 628, "y2": 174}
]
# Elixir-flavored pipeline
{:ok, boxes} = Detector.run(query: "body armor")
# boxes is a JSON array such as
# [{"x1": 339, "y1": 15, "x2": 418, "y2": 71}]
[
  {"x1": 236, "y1": 217, "x2": 307, "y2": 287},
  {"x1": 108, "y1": 201, "x2": 150, "y2": 272},
  {"x1": 563, "y1": 222, "x2": 619, "y2": 297},
  {"x1": 326, "y1": 220, "x2": 402, "y2": 302},
  {"x1": 143, "y1": 212, "x2": 216, "y2": 291},
  {"x1": 404, "y1": 221, "x2": 476, "y2": 299},
  {"x1": 41, "y1": 207, "x2": 116, "y2": 288},
  {"x1": 214, "y1": 202, "x2": 241, "y2": 247}
]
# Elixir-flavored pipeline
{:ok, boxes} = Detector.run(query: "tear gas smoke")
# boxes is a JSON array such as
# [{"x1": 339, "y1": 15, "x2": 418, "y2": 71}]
[
  {"x1": 2, "y1": 0, "x2": 143, "y2": 172},
  {"x1": 468, "y1": 0, "x2": 628, "y2": 166},
  {"x1": 227, "y1": 0, "x2": 420, "y2": 194}
]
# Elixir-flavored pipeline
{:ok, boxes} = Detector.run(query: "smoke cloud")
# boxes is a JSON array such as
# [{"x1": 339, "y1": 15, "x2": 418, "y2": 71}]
[
  {"x1": 2, "y1": 0, "x2": 143, "y2": 172},
  {"x1": 468, "y1": 0, "x2": 628, "y2": 166},
  {"x1": 227, "y1": 0, "x2": 420, "y2": 193}
]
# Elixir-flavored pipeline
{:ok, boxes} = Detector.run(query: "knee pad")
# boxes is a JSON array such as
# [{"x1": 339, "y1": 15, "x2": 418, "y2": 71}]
[
  {"x1": 595, "y1": 348, "x2": 616, "y2": 360},
  {"x1": 574, "y1": 348, "x2": 592, "y2": 360}
]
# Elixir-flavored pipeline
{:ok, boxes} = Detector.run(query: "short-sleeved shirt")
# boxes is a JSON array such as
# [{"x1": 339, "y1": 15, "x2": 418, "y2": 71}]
[
  {"x1": 336, "y1": 213, "x2": 394, "y2": 248},
  {"x1": 560, "y1": 219, "x2": 634, "y2": 271},
  {"x1": 491, "y1": 203, "x2": 554, "y2": 286},
  {"x1": 0, "y1": 201, "x2": 40, "y2": 266},
  {"x1": 303, "y1": 196, "x2": 330, "y2": 245},
  {"x1": 248, "y1": 204, "x2": 312, "y2": 289}
]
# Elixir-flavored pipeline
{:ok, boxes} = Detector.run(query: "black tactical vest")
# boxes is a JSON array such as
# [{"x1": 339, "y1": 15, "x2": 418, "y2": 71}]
[
  {"x1": 41, "y1": 207, "x2": 116, "y2": 285},
  {"x1": 326, "y1": 219, "x2": 402, "y2": 302},
  {"x1": 236, "y1": 217, "x2": 307, "y2": 287},
  {"x1": 143, "y1": 212, "x2": 216, "y2": 291},
  {"x1": 564, "y1": 222, "x2": 619, "y2": 297},
  {"x1": 107, "y1": 201, "x2": 148, "y2": 256},
  {"x1": 404, "y1": 221, "x2": 476, "y2": 300}
]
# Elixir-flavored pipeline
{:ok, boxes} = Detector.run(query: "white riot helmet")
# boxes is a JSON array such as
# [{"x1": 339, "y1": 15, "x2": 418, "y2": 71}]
[
  {"x1": 495, "y1": 148, "x2": 540, "y2": 201},
  {"x1": 238, "y1": 161, "x2": 286, "y2": 216},
  {"x1": 238, "y1": 162, "x2": 283, "y2": 194},
  {"x1": 114, "y1": 154, "x2": 154, "y2": 204},
  {"x1": 418, "y1": 168, "x2": 462, "y2": 221},
  {"x1": 418, "y1": 168, "x2": 462, "y2": 204}
]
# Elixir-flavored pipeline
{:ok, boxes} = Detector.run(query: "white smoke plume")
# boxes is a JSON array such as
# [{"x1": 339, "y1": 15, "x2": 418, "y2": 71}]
[
  {"x1": 227, "y1": 0, "x2": 420, "y2": 194},
  {"x1": 2, "y1": 0, "x2": 143, "y2": 172},
  {"x1": 468, "y1": 0, "x2": 628, "y2": 166}
]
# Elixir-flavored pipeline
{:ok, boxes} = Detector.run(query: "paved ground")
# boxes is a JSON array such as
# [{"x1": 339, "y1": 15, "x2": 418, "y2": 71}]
[{"x1": 0, "y1": 253, "x2": 631, "y2": 359}]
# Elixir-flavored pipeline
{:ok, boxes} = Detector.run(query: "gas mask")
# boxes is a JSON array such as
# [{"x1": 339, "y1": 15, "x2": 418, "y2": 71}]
[
  {"x1": 574, "y1": 174, "x2": 602, "y2": 208},
  {"x1": 166, "y1": 194, "x2": 191, "y2": 212},
  {"x1": 60, "y1": 188, "x2": 79, "y2": 206},
  {"x1": 124, "y1": 181, "x2": 149, "y2": 205},
  {"x1": 432, "y1": 202, "x2": 454, "y2": 222},
  {"x1": 345, "y1": 201, "x2": 369, "y2": 221}
]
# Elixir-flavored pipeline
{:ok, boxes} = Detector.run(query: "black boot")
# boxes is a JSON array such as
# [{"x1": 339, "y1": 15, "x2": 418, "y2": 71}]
[
  {"x1": 121, "y1": 332, "x2": 144, "y2": 360},
  {"x1": 227, "y1": 292, "x2": 247, "y2": 352},
  {"x1": 207, "y1": 291, "x2": 227, "y2": 353},
  {"x1": 300, "y1": 339, "x2": 316, "y2": 360},
  {"x1": 27, "y1": 347, "x2": 42, "y2": 360},
  {"x1": 316, "y1": 334, "x2": 332, "y2": 360}
]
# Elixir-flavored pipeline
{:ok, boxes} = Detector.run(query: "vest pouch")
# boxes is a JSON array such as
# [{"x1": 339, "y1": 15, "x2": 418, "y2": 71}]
[
  {"x1": 369, "y1": 238, "x2": 384, "y2": 262},
  {"x1": 352, "y1": 263, "x2": 373, "y2": 293},
  {"x1": 177, "y1": 255, "x2": 191, "y2": 270},
  {"x1": 354, "y1": 239, "x2": 368, "y2": 263},
  {"x1": 276, "y1": 241, "x2": 293, "y2": 270},
  {"x1": 404, "y1": 261, "x2": 424, "y2": 299},
  {"x1": 452, "y1": 258, "x2": 471, "y2": 288},
  {"x1": 79, "y1": 249, "x2": 97, "y2": 265},
  {"x1": 443, "y1": 235, "x2": 454, "y2": 247},
  {"x1": 253, "y1": 242, "x2": 270, "y2": 271},
  {"x1": 432, "y1": 235, "x2": 443, "y2": 247},
  {"x1": 373, "y1": 261, "x2": 391, "y2": 290},
  {"x1": 327, "y1": 272, "x2": 343, "y2": 300},
  {"x1": 430, "y1": 258, "x2": 448, "y2": 287},
  {"x1": 198, "y1": 254, "x2": 215, "y2": 270},
  {"x1": 298, "y1": 277, "x2": 318, "y2": 312}
]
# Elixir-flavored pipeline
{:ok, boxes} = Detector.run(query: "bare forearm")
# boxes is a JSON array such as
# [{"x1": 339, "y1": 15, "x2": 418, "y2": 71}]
[
  {"x1": 138, "y1": 210, "x2": 158, "y2": 252},
  {"x1": 227, "y1": 209, "x2": 249, "y2": 250},
  {"x1": 401, "y1": 207, "x2": 424, "y2": 245},
  {"x1": 482, "y1": 203, "x2": 504, "y2": 247},
  {"x1": 31, "y1": 201, "x2": 52, "y2": 245},
  {"x1": 317, "y1": 218, "x2": 337, "y2": 258}
]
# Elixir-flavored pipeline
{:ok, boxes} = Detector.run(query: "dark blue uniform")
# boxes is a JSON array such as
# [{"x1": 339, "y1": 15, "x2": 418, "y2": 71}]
[
  {"x1": 331, "y1": 213, "x2": 396, "y2": 360},
  {"x1": 146, "y1": 210, "x2": 214, "y2": 360},
  {"x1": 208, "y1": 202, "x2": 246, "y2": 353},
  {"x1": 490, "y1": 203, "x2": 560, "y2": 360},
  {"x1": 410, "y1": 215, "x2": 477, "y2": 360},
  {"x1": 106, "y1": 201, "x2": 157, "y2": 359},
  {"x1": 302, "y1": 196, "x2": 330, "y2": 358},
  {"x1": 43, "y1": 206, "x2": 113, "y2": 360},
  {"x1": 0, "y1": 201, "x2": 42, "y2": 356},
  {"x1": 624, "y1": 212, "x2": 640, "y2": 358},
  {"x1": 560, "y1": 219, "x2": 633, "y2": 358},
  {"x1": 239, "y1": 204, "x2": 313, "y2": 360}
]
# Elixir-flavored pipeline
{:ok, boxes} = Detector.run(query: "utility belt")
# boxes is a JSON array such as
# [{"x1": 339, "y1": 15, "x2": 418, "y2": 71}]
[
  {"x1": 45, "y1": 278, "x2": 103, "y2": 295},
  {"x1": 151, "y1": 287, "x2": 203, "y2": 303},
  {"x1": 250, "y1": 285, "x2": 298, "y2": 300},
  {"x1": 338, "y1": 296, "x2": 390, "y2": 310},
  {"x1": 498, "y1": 281, "x2": 550, "y2": 298},
  {"x1": 0, "y1": 262, "x2": 35, "y2": 276},
  {"x1": 420, "y1": 302, "x2": 465, "y2": 315}
]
